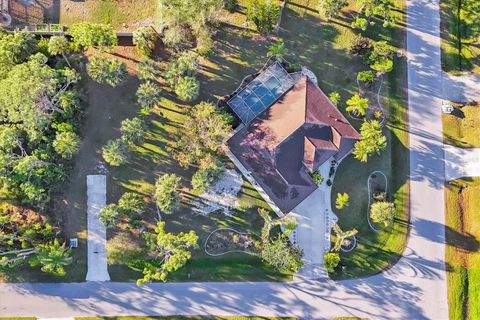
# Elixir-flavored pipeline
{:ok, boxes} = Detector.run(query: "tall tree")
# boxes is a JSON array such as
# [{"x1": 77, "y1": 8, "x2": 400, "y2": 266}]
[
  {"x1": 136, "y1": 81, "x2": 162, "y2": 112},
  {"x1": 48, "y1": 36, "x2": 71, "y2": 66},
  {"x1": 172, "y1": 102, "x2": 232, "y2": 169},
  {"x1": 353, "y1": 120, "x2": 387, "y2": 162},
  {"x1": 53, "y1": 131, "x2": 80, "y2": 159},
  {"x1": 87, "y1": 55, "x2": 126, "y2": 87},
  {"x1": 121, "y1": 117, "x2": 146, "y2": 145},
  {"x1": 138, "y1": 221, "x2": 198, "y2": 285},
  {"x1": 102, "y1": 139, "x2": 130, "y2": 166},
  {"x1": 156, "y1": 0, "x2": 223, "y2": 48},
  {"x1": 154, "y1": 173, "x2": 182, "y2": 214},
  {"x1": 246, "y1": 0, "x2": 280, "y2": 34},
  {"x1": 0, "y1": 31, "x2": 37, "y2": 76}
]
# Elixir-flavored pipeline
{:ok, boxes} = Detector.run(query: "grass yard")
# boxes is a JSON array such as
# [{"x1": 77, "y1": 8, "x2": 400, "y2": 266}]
[
  {"x1": 59, "y1": 0, "x2": 156, "y2": 30},
  {"x1": 442, "y1": 102, "x2": 480, "y2": 147},
  {"x1": 445, "y1": 178, "x2": 480, "y2": 320},
  {"x1": 440, "y1": 0, "x2": 480, "y2": 74},
  {"x1": 275, "y1": 0, "x2": 409, "y2": 279}
]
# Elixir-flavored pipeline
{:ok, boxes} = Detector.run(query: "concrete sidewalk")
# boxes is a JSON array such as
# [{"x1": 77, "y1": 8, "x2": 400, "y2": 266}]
[
  {"x1": 85, "y1": 175, "x2": 110, "y2": 282},
  {"x1": 444, "y1": 145, "x2": 480, "y2": 180}
]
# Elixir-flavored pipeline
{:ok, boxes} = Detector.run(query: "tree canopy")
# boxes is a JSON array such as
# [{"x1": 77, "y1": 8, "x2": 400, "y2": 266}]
[
  {"x1": 87, "y1": 55, "x2": 126, "y2": 87},
  {"x1": 156, "y1": 0, "x2": 223, "y2": 48},
  {"x1": 69, "y1": 23, "x2": 117, "y2": 50},
  {"x1": 138, "y1": 221, "x2": 198, "y2": 284},
  {"x1": 172, "y1": 102, "x2": 232, "y2": 169},
  {"x1": 154, "y1": 173, "x2": 182, "y2": 214},
  {"x1": 246, "y1": 0, "x2": 280, "y2": 34},
  {"x1": 353, "y1": 120, "x2": 387, "y2": 162}
]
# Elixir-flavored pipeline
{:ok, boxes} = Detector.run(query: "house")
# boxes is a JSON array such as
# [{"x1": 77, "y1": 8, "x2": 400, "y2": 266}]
[{"x1": 226, "y1": 62, "x2": 361, "y2": 214}]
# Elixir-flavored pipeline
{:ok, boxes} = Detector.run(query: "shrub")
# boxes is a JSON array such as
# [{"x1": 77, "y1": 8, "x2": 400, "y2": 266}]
[
  {"x1": 357, "y1": 70, "x2": 376, "y2": 83},
  {"x1": 370, "y1": 201, "x2": 396, "y2": 227},
  {"x1": 69, "y1": 23, "x2": 117, "y2": 50},
  {"x1": 310, "y1": 171, "x2": 323, "y2": 185},
  {"x1": 133, "y1": 27, "x2": 158, "y2": 57},
  {"x1": 87, "y1": 55, "x2": 127, "y2": 86},
  {"x1": 102, "y1": 138, "x2": 130, "y2": 166},
  {"x1": 196, "y1": 29, "x2": 214, "y2": 57},
  {"x1": 335, "y1": 192, "x2": 350, "y2": 209},
  {"x1": 326, "y1": 179, "x2": 332, "y2": 186},
  {"x1": 323, "y1": 252, "x2": 340, "y2": 273},
  {"x1": 246, "y1": 0, "x2": 280, "y2": 34},
  {"x1": 329, "y1": 91, "x2": 341, "y2": 105},
  {"x1": 99, "y1": 204, "x2": 121, "y2": 228},
  {"x1": 175, "y1": 76, "x2": 200, "y2": 102},
  {"x1": 348, "y1": 35, "x2": 372, "y2": 56},
  {"x1": 261, "y1": 235, "x2": 303, "y2": 273},
  {"x1": 329, "y1": 165, "x2": 335, "y2": 177}
]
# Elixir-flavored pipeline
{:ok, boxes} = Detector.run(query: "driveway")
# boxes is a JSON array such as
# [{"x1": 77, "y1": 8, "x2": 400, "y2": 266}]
[
  {"x1": 85, "y1": 175, "x2": 110, "y2": 282},
  {"x1": 444, "y1": 145, "x2": 480, "y2": 180},
  {"x1": 0, "y1": 0, "x2": 449, "y2": 318},
  {"x1": 290, "y1": 187, "x2": 328, "y2": 279}
]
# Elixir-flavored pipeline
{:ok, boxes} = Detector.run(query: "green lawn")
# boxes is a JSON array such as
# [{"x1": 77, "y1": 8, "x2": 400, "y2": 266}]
[
  {"x1": 445, "y1": 178, "x2": 480, "y2": 320},
  {"x1": 59, "y1": 0, "x2": 156, "y2": 30},
  {"x1": 440, "y1": 0, "x2": 480, "y2": 74},
  {"x1": 443, "y1": 103, "x2": 480, "y2": 147},
  {"x1": 275, "y1": 0, "x2": 409, "y2": 279}
]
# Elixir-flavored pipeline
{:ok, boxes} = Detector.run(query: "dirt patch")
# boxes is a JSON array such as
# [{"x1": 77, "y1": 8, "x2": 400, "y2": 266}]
[{"x1": 205, "y1": 228, "x2": 260, "y2": 256}]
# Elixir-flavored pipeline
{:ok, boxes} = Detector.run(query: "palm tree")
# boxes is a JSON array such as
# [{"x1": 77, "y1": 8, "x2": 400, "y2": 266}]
[
  {"x1": 258, "y1": 208, "x2": 297, "y2": 243},
  {"x1": 267, "y1": 39, "x2": 286, "y2": 61},
  {"x1": 29, "y1": 239, "x2": 72, "y2": 276},
  {"x1": 332, "y1": 224, "x2": 358, "y2": 251},
  {"x1": 346, "y1": 94, "x2": 369, "y2": 117}
]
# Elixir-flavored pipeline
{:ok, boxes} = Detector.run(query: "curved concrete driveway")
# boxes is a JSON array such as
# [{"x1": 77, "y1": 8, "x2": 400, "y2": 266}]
[{"x1": 0, "y1": 0, "x2": 448, "y2": 319}]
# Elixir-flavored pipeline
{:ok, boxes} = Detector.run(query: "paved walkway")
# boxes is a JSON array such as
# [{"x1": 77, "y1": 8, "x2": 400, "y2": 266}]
[
  {"x1": 0, "y1": 0, "x2": 450, "y2": 318},
  {"x1": 444, "y1": 145, "x2": 480, "y2": 180},
  {"x1": 442, "y1": 72, "x2": 480, "y2": 103},
  {"x1": 85, "y1": 175, "x2": 110, "y2": 282}
]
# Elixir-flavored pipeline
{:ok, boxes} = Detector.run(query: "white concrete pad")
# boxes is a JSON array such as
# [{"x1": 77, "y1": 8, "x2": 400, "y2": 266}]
[
  {"x1": 86, "y1": 175, "x2": 110, "y2": 281},
  {"x1": 445, "y1": 145, "x2": 480, "y2": 180}
]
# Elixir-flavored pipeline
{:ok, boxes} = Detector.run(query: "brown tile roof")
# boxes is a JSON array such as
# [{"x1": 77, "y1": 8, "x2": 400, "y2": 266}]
[{"x1": 228, "y1": 75, "x2": 360, "y2": 213}]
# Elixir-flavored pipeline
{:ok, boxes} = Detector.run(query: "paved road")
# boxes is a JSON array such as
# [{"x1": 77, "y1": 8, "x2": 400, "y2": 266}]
[{"x1": 0, "y1": 0, "x2": 449, "y2": 318}]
